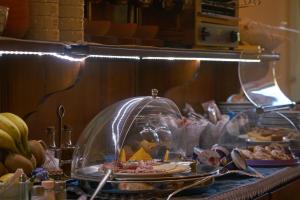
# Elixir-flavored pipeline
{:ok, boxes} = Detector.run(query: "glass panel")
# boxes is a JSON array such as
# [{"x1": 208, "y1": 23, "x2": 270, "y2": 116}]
[
  {"x1": 239, "y1": 59, "x2": 294, "y2": 110},
  {"x1": 219, "y1": 110, "x2": 299, "y2": 149}
]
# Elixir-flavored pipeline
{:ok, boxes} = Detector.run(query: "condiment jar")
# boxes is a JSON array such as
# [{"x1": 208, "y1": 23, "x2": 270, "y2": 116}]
[
  {"x1": 31, "y1": 185, "x2": 45, "y2": 200},
  {"x1": 42, "y1": 180, "x2": 55, "y2": 200},
  {"x1": 55, "y1": 180, "x2": 66, "y2": 200}
]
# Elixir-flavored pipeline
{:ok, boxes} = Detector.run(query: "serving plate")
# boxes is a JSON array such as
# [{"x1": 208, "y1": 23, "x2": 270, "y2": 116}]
[
  {"x1": 238, "y1": 134, "x2": 288, "y2": 145},
  {"x1": 113, "y1": 162, "x2": 191, "y2": 178},
  {"x1": 72, "y1": 163, "x2": 218, "y2": 182},
  {"x1": 246, "y1": 159, "x2": 298, "y2": 167}
]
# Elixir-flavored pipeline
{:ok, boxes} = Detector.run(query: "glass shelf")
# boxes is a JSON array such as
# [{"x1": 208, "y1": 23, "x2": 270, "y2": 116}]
[{"x1": 0, "y1": 37, "x2": 279, "y2": 62}]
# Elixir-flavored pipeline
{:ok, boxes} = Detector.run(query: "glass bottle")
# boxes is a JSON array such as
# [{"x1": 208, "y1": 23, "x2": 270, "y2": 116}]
[
  {"x1": 59, "y1": 125, "x2": 75, "y2": 176},
  {"x1": 46, "y1": 126, "x2": 58, "y2": 158},
  {"x1": 31, "y1": 185, "x2": 45, "y2": 200},
  {"x1": 46, "y1": 126, "x2": 57, "y2": 148},
  {"x1": 61, "y1": 125, "x2": 73, "y2": 148},
  {"x1": 54, "y1": 180, "x2": 66, "y2": 200},
  {"x1": 18, "y1": 173, "x2": 29, "y2": 200}
]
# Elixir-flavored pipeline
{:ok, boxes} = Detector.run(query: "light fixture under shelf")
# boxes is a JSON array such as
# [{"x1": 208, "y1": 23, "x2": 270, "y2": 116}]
[
  {"x1": 0, "y1": 51, "x2": 141, "y2": 62},
  {"x1": 0, "y1": 50, "x2": 265, "y2": 63},
  {"x1": 0, "y1": 37, "x2": 280, "y2": 63},
  {"x1": 141, "y1": 56, "x2": 261, "y2": 62}
]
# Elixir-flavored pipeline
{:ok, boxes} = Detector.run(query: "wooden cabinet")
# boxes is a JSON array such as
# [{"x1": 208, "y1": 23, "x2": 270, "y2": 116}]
[
  {"x1": 254, "y1": 178, "x2": 300, "y2": 200},
  {"x1": 270, "y1": 178, "x2": 300, "y2": 200}
]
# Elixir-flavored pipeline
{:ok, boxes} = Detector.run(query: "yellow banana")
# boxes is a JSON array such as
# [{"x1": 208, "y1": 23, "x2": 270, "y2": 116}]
[
  {"x1": 0, "y1": 129, "x2": 19, "y2": 153},
  {"x1": 0, "y1": 115, "x2": 24, "y2": 154},
  {"x1": 0, "y1": 113, "x2": 29, "y2": 156},
  {"x1": 1, "y1": 113, "x2": 28, "y2": 138},
  {"x1": 0, "y1": 173, "x2": 14, "y2": 183}
]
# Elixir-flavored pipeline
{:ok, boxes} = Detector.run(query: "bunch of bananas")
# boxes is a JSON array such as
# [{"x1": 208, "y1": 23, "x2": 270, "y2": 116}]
[{"x1": 0, "y1": 113, "x2": 45, "y2": 178}]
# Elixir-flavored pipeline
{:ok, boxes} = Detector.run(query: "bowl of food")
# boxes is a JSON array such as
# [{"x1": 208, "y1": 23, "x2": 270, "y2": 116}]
[{"x1": 238, "y1": 143, "x2": 297, "y2": 167}]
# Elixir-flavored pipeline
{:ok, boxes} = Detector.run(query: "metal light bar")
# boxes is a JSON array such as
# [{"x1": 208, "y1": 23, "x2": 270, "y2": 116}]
[
  {"x1": 0, "y1": 50, "x2": 84, "y2": 62},
  {"x1": 0, "y1": 51, "x2": 261, "y2": 62},
  {"x1": 0, "y1": 51, "x2": 141, "y2": 62},
  {"x1": 89, "y1": 54, "x2": 140, "y2": 60},
  {"x1": 142, "y1": 56, "x2": 261, "y2": 62},
  {"x1": 0, "y1": 37, "x2": 279, "y2": 63}
]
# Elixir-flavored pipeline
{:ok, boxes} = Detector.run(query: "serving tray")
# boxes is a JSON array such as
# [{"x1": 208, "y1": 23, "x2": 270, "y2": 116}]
[{"x1": 246, "y1": 159, "x2": 298, "y2": 167}]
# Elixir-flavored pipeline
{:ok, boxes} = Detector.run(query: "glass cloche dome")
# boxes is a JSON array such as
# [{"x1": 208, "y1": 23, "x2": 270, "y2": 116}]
[
  {"x1": 72, "y1": 89, "x2": 187, "y2": 181},
  {"x1": 219, "y1": 109, "x2": 299, "y2": 149}
]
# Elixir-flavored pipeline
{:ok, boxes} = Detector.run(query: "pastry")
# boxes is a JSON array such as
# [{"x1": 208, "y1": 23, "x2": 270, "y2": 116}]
[
  {"x1": 240, "y1": 144, "x2": 292, "y2": 161},
  {"x1": 253, "y1": 151, "x2": 273, "y2": 160},
  {"x1": 270, "y1": 150, "x2": 291, "y2": 160},
  {"x1": 239, "y1": 149, "x2": 254, "y2": 160},
  {"x1": 247, "y1": 127, "x2": 292, "y2": 142}
]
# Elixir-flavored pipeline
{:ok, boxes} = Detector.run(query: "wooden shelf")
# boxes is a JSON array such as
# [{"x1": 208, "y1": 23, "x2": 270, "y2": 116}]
[{"x1": 0, "y1": 37, "x2": 279, "y2": 62}]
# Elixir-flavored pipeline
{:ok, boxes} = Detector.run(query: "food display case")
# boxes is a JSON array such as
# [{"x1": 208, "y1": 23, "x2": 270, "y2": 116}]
[
  {"x1": 218, "y1": 51, "x2": 299, "y2": 144},
  {"x1": 72, "y1": 89, "x2": 187, "y2": 181},
  {"x1": 219, "y1": 110, "x2": 299, "y2": 147},
  {"x1": 2, "y1": 1, "x2": 300, "y2": 199},
  {"x1": 216, "y1": 52, "x2": 300, "y2": 168},
  {"x1": 71, "y1": 89, "x2": 222, "y2": 198}
]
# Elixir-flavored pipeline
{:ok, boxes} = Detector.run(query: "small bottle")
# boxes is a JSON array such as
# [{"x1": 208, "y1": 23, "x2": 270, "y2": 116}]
[
  {"x1": 61, "y1": 125, "x2": 73, "y2": 148},
  {"x1": 46, "y1": 126, "x2": 57, "y2": 149},
  {"x1": 46, "y1": 126, "x2": 58, "y2": 158},
  {"x1": 19, "y1": 173, "x2": 29, "y2": 200},
  {"x1": 55, "y1": 181, "x2": 66, "y2": 200},
  {"x1": 42, "y1": 180, "x2": 55, "y2": 200},
  {"x1": 31, "y1": 185, "x2": 45, "y2": 200},
  {"x1": 59, "y1": 125, "x2": 75, "y2": 176}
]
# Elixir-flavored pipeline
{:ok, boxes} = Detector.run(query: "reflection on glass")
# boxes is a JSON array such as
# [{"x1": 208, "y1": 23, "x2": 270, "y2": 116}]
[
  {"x1": 239, "y1": 59, "x2": 293, "y2": 110},
  {"x1": 71, "y1": 95, "x2": 187, "y2": 180}
]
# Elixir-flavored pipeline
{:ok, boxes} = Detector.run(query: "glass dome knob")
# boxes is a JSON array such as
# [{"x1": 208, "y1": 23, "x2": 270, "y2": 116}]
[{"x1": 152, "y1": 88, "x2": 159, "y2": 98}]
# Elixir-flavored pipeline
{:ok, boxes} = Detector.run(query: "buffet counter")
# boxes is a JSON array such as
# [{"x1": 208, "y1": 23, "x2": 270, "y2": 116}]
[
  {"x1": 180, "y1": 166, "x2": 300, "y2": 200},
  {"x1": 77, "y1": 165, "x2": 300, "y2": 200}
]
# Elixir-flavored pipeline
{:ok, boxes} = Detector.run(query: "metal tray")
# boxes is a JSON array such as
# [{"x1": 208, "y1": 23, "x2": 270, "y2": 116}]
[
  {"x1": 80, "y1": 176, "x2": 214, "y2": 197},
  {"x1": 246, "y1": 159, "x2": 298, "y2": 167},
  {"x1": 72, "y1": 164, "x2": 219, "y2": 182}
]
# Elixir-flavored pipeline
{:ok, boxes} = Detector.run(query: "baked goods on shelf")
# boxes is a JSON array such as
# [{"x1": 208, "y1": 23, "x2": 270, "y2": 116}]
[
  {"x1": 247, "y1": 127, "x2": 296, "y2": 142},
  {"x1": 239, "y1": 143, "x2": 293, "y2": 161}
]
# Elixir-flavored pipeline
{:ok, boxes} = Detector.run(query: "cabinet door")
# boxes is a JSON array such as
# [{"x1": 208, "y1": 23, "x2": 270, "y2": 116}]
[{"x1": 270, "y1": 179, "x2": 300, "y2": 200}]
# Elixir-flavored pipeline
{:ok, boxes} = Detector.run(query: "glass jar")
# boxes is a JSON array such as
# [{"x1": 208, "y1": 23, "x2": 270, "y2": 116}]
[
  {"x1": 46, "y1": 126, "x2": 57, "y2": 149},
  {"x1": 41, "y1": 180, "x2": 55, "y2": 200},
  {"x1": 54, "y1": 181, "x2": 66, "y2": 200},
  {"x1": 31, "y1": 185, "x2": 45, "y2": 200}
]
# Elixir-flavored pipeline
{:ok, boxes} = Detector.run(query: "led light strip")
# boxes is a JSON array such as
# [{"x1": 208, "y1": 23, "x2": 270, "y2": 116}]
[
  {"x1": 142, "y1": 56, "x2": 261, "y2": 62},
  {"x1": 0, "y1": 51, "x2": 85, "y2": 62},
  {"x1": 89, "y1": 54, "x2": 140, "y2": 60},
  {"x1": 0, "y1": 51, "x2": 140, "y2": 62},
  {"x1": 0, "y1": 50, "x2": 261, "y2": 63}
]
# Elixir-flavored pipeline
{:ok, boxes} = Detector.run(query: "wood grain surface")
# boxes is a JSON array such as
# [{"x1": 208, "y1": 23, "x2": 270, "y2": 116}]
[{"x1": 0, "y1": 54, "x2": 239, "y2": 143}]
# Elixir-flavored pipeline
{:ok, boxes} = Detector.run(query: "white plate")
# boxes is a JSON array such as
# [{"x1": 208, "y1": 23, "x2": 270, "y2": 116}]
[{"x1": 113, "y1": 163, "x2": 191, "y2": 178}]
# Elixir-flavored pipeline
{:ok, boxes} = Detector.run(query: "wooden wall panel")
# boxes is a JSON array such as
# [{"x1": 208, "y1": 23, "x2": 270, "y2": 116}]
[
  {"x1": 0, "y1": 56, "x2": 46, "y2": 116},
  {"x1": 214, "y1": 62, "x2": 240, "y2": 102},
  {"x1": 0, "y1": 55, "x2": 240, "y2": 143},
  {"x1": 26, "y1": 59, "x2": 137, "y2": 143},
  {"x1": 136, "y1": 60, "x2": 199, "y2": 96}
]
